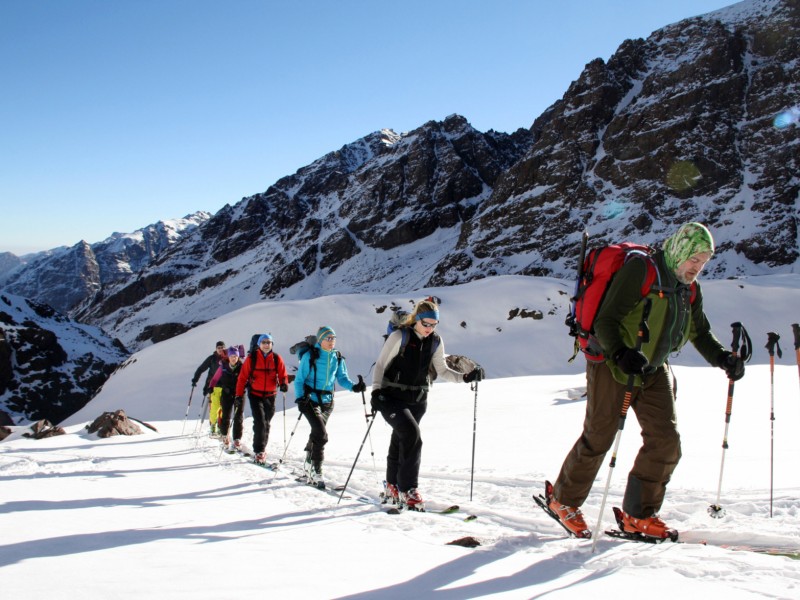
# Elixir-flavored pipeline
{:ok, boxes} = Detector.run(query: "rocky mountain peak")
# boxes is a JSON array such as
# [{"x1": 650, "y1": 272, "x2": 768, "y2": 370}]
[{"x1": 28, "y1": 0, "x2": 800, "y2": 351}]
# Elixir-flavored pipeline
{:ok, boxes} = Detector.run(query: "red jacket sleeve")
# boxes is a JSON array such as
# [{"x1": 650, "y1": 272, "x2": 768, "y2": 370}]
[{"x1": 276, "y1": 354, "x2": 288, "y2": 386}]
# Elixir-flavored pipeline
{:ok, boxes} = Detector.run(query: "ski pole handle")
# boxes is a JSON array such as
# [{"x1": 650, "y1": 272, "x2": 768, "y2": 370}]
[
  {"x1": 730, "y1": 322, "x2": 742, "y2": 354},
  {"x1": 792, "y1": 323, "x2": 800, "y2": 351},
  {"x1": 766, "y1": 332, "x2": 782, "y2": 359}
]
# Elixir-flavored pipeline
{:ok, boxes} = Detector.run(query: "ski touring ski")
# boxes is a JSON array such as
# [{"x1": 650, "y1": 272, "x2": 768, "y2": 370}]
[
  {"x1": 294, "y1": 474, "x2": 352, "y2": 499},
  {"x1": 221, "y1": 442, "x2": 252, "y2": 458},
  {"x1": 384, "y1": 504, "x2": 460, "y2": 516},
  {"x1": 366, "y1": 499, "x2": 476, "y2": 521}
]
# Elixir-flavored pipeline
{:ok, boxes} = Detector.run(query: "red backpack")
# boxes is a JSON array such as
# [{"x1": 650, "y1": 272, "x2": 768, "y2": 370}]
[{"x1": 566, "y1": 238, "x2": 695, "y2": 362}]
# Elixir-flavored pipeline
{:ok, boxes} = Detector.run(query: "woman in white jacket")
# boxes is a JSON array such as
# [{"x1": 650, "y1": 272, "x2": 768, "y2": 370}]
[{"x1": 370, "y1": 298, "x2": 483, "y2": 510}]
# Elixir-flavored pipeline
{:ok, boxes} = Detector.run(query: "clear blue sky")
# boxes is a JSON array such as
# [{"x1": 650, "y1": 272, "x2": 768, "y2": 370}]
[{"x1": 0, "y1": 0, "x2": 734, "y2": 255}]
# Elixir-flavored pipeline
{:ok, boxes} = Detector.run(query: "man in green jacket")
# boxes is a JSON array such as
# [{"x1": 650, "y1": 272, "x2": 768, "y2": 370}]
[{"x1": 546, "y1": 223, "x2": 745, "y2": 540}]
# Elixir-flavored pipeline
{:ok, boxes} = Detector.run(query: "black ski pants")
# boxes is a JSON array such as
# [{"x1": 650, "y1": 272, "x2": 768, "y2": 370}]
[
  {"x1": 219, "y1": 390, "x2": 244, "y2": 441},
  {"x1": 379, "y1": 396, "x2": 428, "y2": 493},
  {"x1": 249, "y1": 393, "x2": 276, "y2": 454},
  {"x1": 301, "y1": 401, "x2": 334, "y2": 464}
]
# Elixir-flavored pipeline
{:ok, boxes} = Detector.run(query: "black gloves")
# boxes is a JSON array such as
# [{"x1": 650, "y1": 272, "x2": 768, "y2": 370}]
[
  {"x1": 279, "y1": 383, "x2": 289, "y2": 393},
  {"x1": 718, "y1": 351, "x2": 745, "y2": 381},
  {"x1": 352, "y1": 375, "x2": 366, "y2": 394},
  {"x1": 235, "y1": 395, "x2": 243, "y2": 404},
  {"x1": 203, "y1": 386, "x2": 211, "y2": 395},
  {"x1": 463, "y1": 366, "x2": 485, "y2": 383},
  {"x1": 613, "y1": 347, "x2": 649, "y2": 376},
  {"x1": 191, "y1": 380, "x2": 197, "y2": 388},
  {"x1": 370, "y1": 390, "x2": 383, "y2": 415},
  {"x1": 296, "y1": 396, "x2": 311, "y2": 413}
]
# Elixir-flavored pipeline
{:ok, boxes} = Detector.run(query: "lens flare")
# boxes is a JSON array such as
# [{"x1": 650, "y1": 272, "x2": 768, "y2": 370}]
[
  {"x1": 773, "y1": 107, "x2": 799, "y2": 129},
  {"x1": 666, "y1": 161, "x2": 702, "y2": 192},
  {"x1": 601, "y1": 199, "x2": 628, "y2": 219}
]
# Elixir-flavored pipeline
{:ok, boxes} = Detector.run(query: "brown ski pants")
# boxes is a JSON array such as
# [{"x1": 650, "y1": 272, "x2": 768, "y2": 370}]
[{"x1": 553, "y1": 361, "x2": 681, "y2": 518}]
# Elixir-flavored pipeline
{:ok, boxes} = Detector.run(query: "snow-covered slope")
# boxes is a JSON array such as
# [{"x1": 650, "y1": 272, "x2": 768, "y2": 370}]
[{"x1": 2, "y1": 273, "x2": 799, "y2": 598}]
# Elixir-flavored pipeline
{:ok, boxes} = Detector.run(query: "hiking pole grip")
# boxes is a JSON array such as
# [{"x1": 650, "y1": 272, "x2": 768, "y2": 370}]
[
  {"x1": 358, "y1": 375, "x2": 369, "y2": 423},
  {"x1": 766, "y1": 332, "x2": 782, "y2": 359},
  {"x1": 724, "y1": 323, "x2": 745, "y2": 418}
]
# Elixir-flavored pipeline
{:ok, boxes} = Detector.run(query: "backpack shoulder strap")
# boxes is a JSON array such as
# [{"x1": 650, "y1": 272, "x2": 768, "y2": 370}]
[{"x1": 397, "y1": 327, "x2": 411, "y2": 357}]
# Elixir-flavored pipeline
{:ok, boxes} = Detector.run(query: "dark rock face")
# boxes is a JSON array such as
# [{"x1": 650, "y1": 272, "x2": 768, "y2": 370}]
[
  {"x1": 0, "y1": 294, "x2": 128, "y2": 425},
  {"x1": 449, "y1": 0, "x2": 799, "y2": 280},
  {"x1": 60, "y1": 1, "x2": 800, "y2": 349}
]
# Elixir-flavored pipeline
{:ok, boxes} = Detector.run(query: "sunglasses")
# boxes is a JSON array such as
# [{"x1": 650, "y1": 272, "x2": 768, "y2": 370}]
[
  {"x1": 260, "y1": 340, "x2": 273, "y2": 345},
  {"x1": 420, "y1": 321, "x2": 438, "y2": 329},
  {"x1": 323, "y1": 336, "x2": 336, "y2": 342}
]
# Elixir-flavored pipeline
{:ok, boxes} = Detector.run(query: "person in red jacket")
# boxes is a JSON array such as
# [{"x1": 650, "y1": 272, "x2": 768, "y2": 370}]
[{"x1": 236, "y1": 334, "x2": 289, "y2": 465}]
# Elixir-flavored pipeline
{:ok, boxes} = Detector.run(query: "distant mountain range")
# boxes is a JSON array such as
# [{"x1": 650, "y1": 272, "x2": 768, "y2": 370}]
[
  {"x1": 72, "y1": 0, "x2": 798, "y2": 351},
  {"x1": 0, "y1": 212, "x2": 211, "y2": 314}
]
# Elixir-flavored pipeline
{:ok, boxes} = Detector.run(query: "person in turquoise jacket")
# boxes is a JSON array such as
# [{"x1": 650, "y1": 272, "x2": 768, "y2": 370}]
[{"x1": 294, "y1": 325, "x2": 365, "y2": 487}]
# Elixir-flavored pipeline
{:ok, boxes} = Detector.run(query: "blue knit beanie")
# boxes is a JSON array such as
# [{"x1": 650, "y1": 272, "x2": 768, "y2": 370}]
[{"x1": 317, "y1": 326, "x2": 336, "y2": 344}]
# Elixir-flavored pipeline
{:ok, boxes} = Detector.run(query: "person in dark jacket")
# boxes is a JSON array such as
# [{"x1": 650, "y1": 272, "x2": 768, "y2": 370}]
[
  {"x1": 191, "y1": 341, "x2": 227, "y2": 435},
  {"x1": 546, "y1": 223, "x2": 746, "y2": 540},
  {"x1": 235, "y1": 334, "x2": 288, "y2": 465},
  {"x1": 370, "y1": 299, "x2": 484, "y2": 510},
  {"x1": 209, "y1": 346, "x2": 244, "y2": 451},
  {"x1": 293, "y1": 326, "x2": 366, "y2": 488}
]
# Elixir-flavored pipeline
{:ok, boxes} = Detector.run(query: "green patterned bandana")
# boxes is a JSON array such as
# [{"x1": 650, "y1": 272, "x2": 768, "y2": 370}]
[{"x1": 663, "y1": 223, "x2": 715, "y2": 270}]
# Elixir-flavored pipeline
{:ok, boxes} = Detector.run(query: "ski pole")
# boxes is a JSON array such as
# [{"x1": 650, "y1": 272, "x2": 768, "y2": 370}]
[
  {"x1": 338, "y1": 415, "x2": 377, "y2": 505},
  {"x1": 792, "y1": 323, "x2": 800, "y2": 392},
  {"x1": 181, "y1": 386, "x2": 196, "y2": 436},
  {"x1": 591, "y1": 298, "x2": 651, "y2": 553},
  {"x1": 469, "y1": 380, "x2": 479, "y2": 501},
  {"x1": 192, "y1": 393, "x2": 209, "y2": 434},
  {"x1": 766, "y1": 332, "x2": 782, "y2": 518},
  {"x1": 356, "y1": 375, "x2": 378, "y2": 475},
  {"x1": 278, "y1": 411, "x2": 304, "y2": 465},
  {"x1": 709, "y1": 322, "x2": 752, "y2": 518},
  {"x1": 282, "y1": 391, "x2": 287, "y2": 450}
]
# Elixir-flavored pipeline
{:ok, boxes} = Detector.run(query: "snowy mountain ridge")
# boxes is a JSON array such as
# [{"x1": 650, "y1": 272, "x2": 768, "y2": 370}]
[{"x1": 72, "y1": 0, "x2": 799, "y2": 351}]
